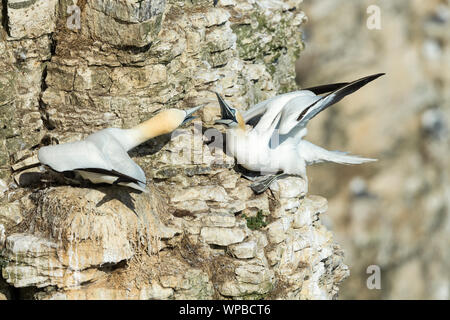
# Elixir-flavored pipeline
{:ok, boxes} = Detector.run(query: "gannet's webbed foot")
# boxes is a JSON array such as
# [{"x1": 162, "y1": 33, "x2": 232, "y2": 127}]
[{"x1": 250, "y1": 173, "x2": 289, "y2": 194}]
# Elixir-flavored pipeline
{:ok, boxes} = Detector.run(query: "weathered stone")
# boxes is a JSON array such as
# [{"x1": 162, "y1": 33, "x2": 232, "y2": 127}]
[
  {"x1": 0, "y1": 224, "x2": 6, "y2": 249},
  {"x1": 200, "y1": 226, "x2": 247, "y2": 246},
  {"x1": 139, "y1": 282, "x2": 174, "y2": 300},
  {"x1": 219, "y1": 268, "x2": 274, "y2": 298},
  {"x1": 201, "y1": 212, "x2": 236, "y2": 228},
  {"x1": 243, "y1": 195, "x2": 270, "y2": 216},
  {"x1": 0, "y1": 179, "x2": 8, "y2": 195},
  {"x1": 270, "y1": 177, "x2": 307, "y2": 199},
  {"x1": 235, "y1": 263, "x2": 274, "y2": 285},
  {"x1": 171, "y1": 185, "x2": 229, "y2": 203},
  {"x1": 90, "y1": 0, "x2": 166, "y2": 23},
  {"x1": 292, "y1": 196, "x2": 328, "y2": 228},
  {"x1": 1, "y1": 233, "x2": 106, "y2": 288},
  {"x1": 1, "y1": 186, "x2": 165, "y2": 288},
  {"x1": 85, "y1": 1, "x2": 164, "y2": 47},
  {"x1": 229, "y1": 240, "x2": 257, "y2": 259},
  {"x1": 7, "y1": 0, "x2": 58, "y2": 39},
  {"x1": 172, "y1": 200, "x2": 209, "y2": 214},
  {"x1": 0, "y1": 201, "x2": 23, "y2": 227},
  {"x1": 266, "y1": 216, "x2": 293, "y2": 244}
]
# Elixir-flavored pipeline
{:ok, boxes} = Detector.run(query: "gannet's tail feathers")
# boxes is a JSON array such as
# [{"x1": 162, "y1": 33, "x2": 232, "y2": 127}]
[
  {"x1": 299, "y1": 140, "x2": 377, "y2": 165},
  {"x1": 297, "y1": 73, "x2": 385, "y2": 127}
]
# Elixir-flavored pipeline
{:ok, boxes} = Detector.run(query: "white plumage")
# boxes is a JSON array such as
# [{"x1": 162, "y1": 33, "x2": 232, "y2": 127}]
[
  {"x1": 38, "y1": 106, "x2": 203, "y2": 192},
  {"x1": 215, "y1": 73, "x2": 384, "y2": 193}
]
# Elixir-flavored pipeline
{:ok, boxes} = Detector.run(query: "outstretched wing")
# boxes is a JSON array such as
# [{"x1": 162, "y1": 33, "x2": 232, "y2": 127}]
[
  {"x1": 276, "y1": 73, "x2": 385, "y2": 137},
  {"x1": 277, "y1": 91, "x2": 321, "y2": 135},
  {"x1": 242, "y1": 92, "x2": 304, "y2": 128},
  {"x1": 295, "y1": 73, "x2": 385, "y2": 128},
  {"x1": 253, "y1": 92, "x2": 305, "y2": 135},
  {"x1": 301, "y1": 82, "x2": 349, "y2": 95}
]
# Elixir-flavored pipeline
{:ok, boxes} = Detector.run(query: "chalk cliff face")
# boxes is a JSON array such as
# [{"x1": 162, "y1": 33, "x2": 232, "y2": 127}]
[{"x1": 0, "y1": 0, "x2": 349, "y2": 299}]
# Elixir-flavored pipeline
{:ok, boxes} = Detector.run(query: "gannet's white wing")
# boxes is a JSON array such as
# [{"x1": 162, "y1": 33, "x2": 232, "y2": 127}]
[
  {"x1": 278, "y1": 91, "x2": 320, "y2": 135},
  {"x1": 253, "y1": 92, "x2": 303, "y2": 135},
  {"x1": 38, "y1": 140, "x2": 113, "y2": 173},
  {"x1": 242, "y1": 92, "x2": 304, "y2": 127},
  {"x1": 242, "y1": 97, "x2": 274, "y2": 126},
  {"x1": 85, "y1": 130, "x2": 146, "y2": 184},
  {"x1": 38, "y1": 130, "x2": 146, "y2": 185}
]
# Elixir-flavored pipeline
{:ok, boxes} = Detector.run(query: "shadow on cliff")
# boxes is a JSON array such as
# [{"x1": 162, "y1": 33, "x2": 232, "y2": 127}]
[
  {"x1": 95, "y1": 187, "x2": 139, "y2": 215},
  {"x1": 17, "y1": 170, "x2": 140, "y2": 214}
]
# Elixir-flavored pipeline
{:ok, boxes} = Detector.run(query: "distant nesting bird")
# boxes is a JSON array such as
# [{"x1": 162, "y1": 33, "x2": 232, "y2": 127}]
[
  {"x1": 38, "y1": 106, "x2": 203, "y2": 192},
  {"x1": 215, "y1": 73, "x2": 384, "y2": 193}
]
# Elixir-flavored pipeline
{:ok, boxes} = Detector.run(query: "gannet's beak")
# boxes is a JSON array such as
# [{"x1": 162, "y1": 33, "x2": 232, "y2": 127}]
[
  {"x1": 214, "y1": 92, "x2": 237, "y2": 125},
  {"x1": 182, "y1": 106, "x2": 203, "y2": 125}
]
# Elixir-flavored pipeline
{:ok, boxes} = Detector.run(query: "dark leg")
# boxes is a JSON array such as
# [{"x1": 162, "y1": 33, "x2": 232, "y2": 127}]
[
  {"x1": 249, "y1": 173, "x2": 289, "y2": 194},
  {"x1": 241, "y1": 173, "x2": 260, "y2": 182}
]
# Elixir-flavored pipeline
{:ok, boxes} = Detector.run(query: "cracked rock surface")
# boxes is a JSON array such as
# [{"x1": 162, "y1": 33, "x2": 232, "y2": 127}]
[{"x1": 0, "y1": 0, "x2": 349, "y2": 299}]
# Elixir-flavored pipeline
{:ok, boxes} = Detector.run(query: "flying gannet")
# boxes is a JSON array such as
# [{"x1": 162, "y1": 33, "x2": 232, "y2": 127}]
[
  {"x1": 215, "y1": 73, "x2": 384, "y2": 193},
  {"x1": 38, "y1": 106, "x2": 203, "y2": 192}
]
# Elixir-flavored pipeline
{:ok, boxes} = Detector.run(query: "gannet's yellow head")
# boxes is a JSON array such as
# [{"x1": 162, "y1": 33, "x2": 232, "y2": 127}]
[
  {"x1": 135, "y1": 106, "x2": 203, "y2": 139},
  {"x1": 214, "y1": 92, "x2": 246, "y2": 131}
]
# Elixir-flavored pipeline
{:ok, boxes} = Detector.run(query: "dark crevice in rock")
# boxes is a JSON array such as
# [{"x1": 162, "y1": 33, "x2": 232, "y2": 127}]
[
  {"x1": 50, "y1": 33, "x2": 57, "y2": 56},
  {"x1": 212, "y1": 62, "x2": 228, "y2": 69},
  {"x1": 115, "y1": 41, "x2": 153, "y2": 54},
  {"x1": 98, "y1": 260, "x2": 128, "y2": 272},
  {"x1": 9, "y1": 286, "x2": 20, "y2": 300},
  {"x1": 38, "y1": 65, "x2": 55, "y2": 131},
  {"x1": 1, "y1": 0, "x2": 9, "y2": 36}
]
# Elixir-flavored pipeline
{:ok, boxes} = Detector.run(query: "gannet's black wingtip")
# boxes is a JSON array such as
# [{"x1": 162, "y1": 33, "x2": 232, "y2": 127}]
[
  {"x1": 296, "y1": 72, "x2": 385, "y2": 122},
  {"x1": 303, "y1": 73, "x2": 385, "y2": 95},
  {"x1": 363, "y1": 72, "x2": 385, "y2": 82},
  {"x1": 342, "y1": 72, "x2": 385, "y2": 95},
  {"x1": 303, "y1": 82, "x2": 349, "y2": 95}
]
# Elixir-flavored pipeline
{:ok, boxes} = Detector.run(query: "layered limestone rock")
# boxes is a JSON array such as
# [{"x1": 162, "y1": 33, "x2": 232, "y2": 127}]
[
  {"x1": 1, "y1": 167, "x2": 348, "y2": 299},
  {"x1": 0, "y1": 0, "x2": 349, "y2": 299}
]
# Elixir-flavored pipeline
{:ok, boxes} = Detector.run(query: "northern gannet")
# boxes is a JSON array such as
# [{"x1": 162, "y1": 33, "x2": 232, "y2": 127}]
[
  {"x1": 38, "y1": 106, "x2": 203, "y2": 192},
  {"x1": 215, "y1": 73, "x2": 384, "y2": 193}
]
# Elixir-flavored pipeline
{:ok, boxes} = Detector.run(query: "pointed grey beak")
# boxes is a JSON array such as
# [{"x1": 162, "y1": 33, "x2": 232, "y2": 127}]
[
  {"x1": 214, "y1": 92, "x2": 237, "y2": 125},
  {"x1": 182, "y1": 105, "x2": 203, "y2": 125}
]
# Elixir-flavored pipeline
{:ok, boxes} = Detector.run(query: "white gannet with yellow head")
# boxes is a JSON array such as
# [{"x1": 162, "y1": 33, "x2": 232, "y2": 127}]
[
  {"x1": 215, "y1": 73, "x2": 384, "y2": 193},
  {"x1": 38, "y1": 106, "x2": 203, "y2": 192}
]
